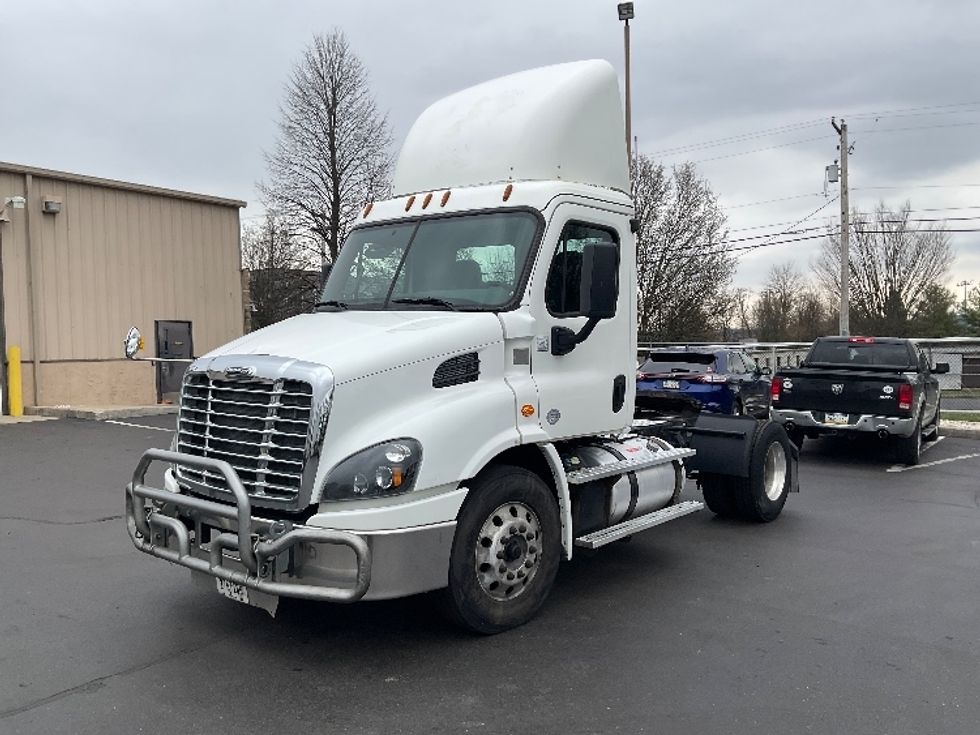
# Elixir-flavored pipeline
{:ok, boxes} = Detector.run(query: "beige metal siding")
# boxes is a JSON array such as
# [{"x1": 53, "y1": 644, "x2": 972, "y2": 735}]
[
  {"x1": 25, "y1": 175, "x2": 242, "y2": 361},
  {"x1": 0, "y1": 171, "x2": 32, "y2": 358},
  {"x1": 1, "y1": 164, "x2": 244, "y2": 406}
]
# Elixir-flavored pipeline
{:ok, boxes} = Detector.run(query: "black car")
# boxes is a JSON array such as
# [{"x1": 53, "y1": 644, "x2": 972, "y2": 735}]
[{"x1": 636, "y1": 347, "x2": 773, "y2": 418}]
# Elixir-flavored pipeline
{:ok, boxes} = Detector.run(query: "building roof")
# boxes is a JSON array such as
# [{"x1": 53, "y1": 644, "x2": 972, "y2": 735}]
[{"x1": 0, "y1": 160, "x2": 247, "y2": 209}]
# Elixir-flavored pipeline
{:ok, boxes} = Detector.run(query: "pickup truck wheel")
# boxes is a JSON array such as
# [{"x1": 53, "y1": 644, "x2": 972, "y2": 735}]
[
  {"x1": 733, "y1": 421, "x2": 792, "y2": 522},
  {"x1": 700, "y1": 474, "x2": 739, "y2": 518},
  {"x1": 926, "y1": 402, "x2": 941, "y2": 439},
  {"x1": 896, "y1": 417, "x2": 923, "y2": 466},
  {"x1": 440, "y1": 465, "x2": 561, "y2": 635}
]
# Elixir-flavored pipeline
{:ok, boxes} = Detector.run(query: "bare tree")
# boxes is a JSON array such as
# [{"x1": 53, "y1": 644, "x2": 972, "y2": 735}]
[
  {"x1": 814, "y1": 201, "x2": 954, "y2": 336},
  {"x1": 241, "y1": 214, "x2": 320, "y2": 329},
  {"x1": 260, "y1": 30, "x2": 393, "y2": 267},
  {"x1": 633, "y1": 157, "x2": 735, "y2": 341}
]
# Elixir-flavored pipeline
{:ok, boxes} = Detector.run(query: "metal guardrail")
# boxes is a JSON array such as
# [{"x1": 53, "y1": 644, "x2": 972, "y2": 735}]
[{"x1": 637, "y1": 338, "x2": 980, "y2": 392}]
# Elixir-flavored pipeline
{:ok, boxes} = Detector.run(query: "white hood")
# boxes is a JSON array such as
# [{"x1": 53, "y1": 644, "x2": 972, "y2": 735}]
[{"x1": 205, "y1": 311, "x2": 504, "y2": 384}]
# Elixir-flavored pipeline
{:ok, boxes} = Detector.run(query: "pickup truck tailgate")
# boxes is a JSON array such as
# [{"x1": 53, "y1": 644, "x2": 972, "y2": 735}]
[{"x1": 779, "y1": 369, "x2": 911, "y2": 416}]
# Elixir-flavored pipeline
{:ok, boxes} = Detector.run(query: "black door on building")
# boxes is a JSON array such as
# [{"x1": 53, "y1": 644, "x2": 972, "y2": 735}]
[{"x1": 155, "y1": 320, "x2": 193, "y2": 403}]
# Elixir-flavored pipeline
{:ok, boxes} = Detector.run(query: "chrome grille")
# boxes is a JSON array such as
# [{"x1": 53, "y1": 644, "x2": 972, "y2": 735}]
[{"x1": 176, "y1": 372, "x2": 313, "y2": 506}]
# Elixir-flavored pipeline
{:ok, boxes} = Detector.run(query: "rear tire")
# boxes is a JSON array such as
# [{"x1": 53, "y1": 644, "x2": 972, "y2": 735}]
[
  {"x1": 700, "y1": 473, "x2": 739, "y2": 518},
  {"x1": 439, "y1": 465, "x2": 561, "y2": 635},
  {"x1": 896, "y1": 416, "x2": 923, "y2": 466},
  {"x1": 732, "y1": 421, "x2": 793, "y2": 523},
  {"x1": 926, "y1": 402, "x2": 941, "y2": 440}
]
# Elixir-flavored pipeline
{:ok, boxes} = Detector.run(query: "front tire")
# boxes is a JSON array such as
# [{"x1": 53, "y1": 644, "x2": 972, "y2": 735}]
[{"x1": 440, "y1": 465, "x2": 561, "y2": 634}]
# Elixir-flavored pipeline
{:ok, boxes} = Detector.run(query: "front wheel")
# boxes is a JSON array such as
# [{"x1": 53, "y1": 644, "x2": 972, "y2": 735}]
[{"x1": 440, "y1": 465, "x2": 561, "y2": 634}]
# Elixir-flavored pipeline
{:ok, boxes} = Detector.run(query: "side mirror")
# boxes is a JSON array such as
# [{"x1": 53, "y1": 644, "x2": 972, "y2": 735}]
[
  {"x1": 579, "y1": 241, "x2": 619, "y2": 319},
  {"x1": 934, "y1": 362, "x2": 950, "y2": 374},
  {"x1": 760, "y1": 366, "x2": 772, "y2": 376},
  {"x1": 124, "y1": 326, "x2": 143, "y2": 359}
]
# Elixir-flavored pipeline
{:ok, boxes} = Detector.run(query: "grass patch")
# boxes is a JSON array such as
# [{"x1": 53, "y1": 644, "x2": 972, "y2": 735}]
[
  {"x1": 944, "y1": 388, "x2": 980, "y2": 398},
  {"x1": 945, "y1": 411, "x2": 980, "y2": 423}
]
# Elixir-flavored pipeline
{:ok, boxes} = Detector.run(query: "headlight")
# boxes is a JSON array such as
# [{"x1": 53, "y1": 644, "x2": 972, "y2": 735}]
[{"x1": 321, "y1": 439, "x2": 422, "y2": 501}]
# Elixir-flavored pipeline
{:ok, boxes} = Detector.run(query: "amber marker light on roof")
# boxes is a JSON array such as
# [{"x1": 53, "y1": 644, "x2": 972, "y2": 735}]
[
  {"x1": 405, "y1": 195, "x2": 416, "y2": 211},
  {"x1": 362, "y1": 202, "x2": 374, "y2": 217},
  {"x1": 441, "y1": 190, "x2": 451, "y2": 206},
  {"x1": 422, "y1": 192, "x2": 433, "y2": 209},
  {"x1": 503, "y1": 183, "x2": 513, "y2": 201}
]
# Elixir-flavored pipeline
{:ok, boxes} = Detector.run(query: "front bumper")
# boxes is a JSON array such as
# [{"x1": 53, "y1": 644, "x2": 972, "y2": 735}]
[
  {"x1": 126, "y1": 449, "x2": 455, "y2": 608},
  {"x1": 770, "y1": 409, "x2": 916, "y2": 438}
]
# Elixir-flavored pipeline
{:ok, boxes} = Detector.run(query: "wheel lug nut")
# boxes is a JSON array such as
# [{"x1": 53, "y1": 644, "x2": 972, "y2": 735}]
[
  {"x1": 529, "y1": 546, "x2": 537, "y2": 554},
  {"x1": 498, "y1": 565, "x2": 507, "y2": 574},
  {"x1": 496, "y1": 550, "x2": 505, "y2": 559},
  {"x1": 517, "y1": 570, "x2": 525, "y2": 579},
  {"x1": 506, "y1": 572, "x2": 515, "y2": 581},
  {"x1": 524, "y1": 560, "x2": 533, "y2": 568},
  {"x1": 519, "y1": 524, "x2": 527, "y2": 533},
  {"x1": 509, "y1": 527, "x2": 517, "y2": 535}
]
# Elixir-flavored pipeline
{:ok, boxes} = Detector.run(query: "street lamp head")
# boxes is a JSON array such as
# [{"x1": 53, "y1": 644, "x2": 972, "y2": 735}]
[{"x1": 617, "y1": 2, "x2": 634, "y2": 20}]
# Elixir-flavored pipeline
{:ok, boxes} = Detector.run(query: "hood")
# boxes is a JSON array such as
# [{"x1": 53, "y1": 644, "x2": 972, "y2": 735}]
[{"x1": 204, "y1": 311, "x2": 504, "y2": 384}]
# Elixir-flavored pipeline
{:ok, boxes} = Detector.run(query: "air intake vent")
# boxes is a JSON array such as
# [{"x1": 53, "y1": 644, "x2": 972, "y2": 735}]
[{"x1": 433, "y1": 352, "x2": 480, "y2": 388}]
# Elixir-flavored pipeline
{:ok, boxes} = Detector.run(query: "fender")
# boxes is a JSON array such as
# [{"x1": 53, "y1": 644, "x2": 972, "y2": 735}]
[{"x1": 539, "y1": 443, "x2": 574, "y2": 561}]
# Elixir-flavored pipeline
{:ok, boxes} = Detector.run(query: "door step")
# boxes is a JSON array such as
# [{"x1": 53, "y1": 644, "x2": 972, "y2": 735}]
[
  {"x1": 565, "y1": 447, "x2": 695, "y2": 485},
  {"x1": 574, "y1": 500, "x2": 704, "y2": 549}
]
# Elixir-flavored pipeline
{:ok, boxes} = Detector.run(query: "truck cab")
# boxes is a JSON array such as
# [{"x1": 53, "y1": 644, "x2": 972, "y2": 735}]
[{"x1": 125, "y1": 60, "x2": 796, "y2": 633}]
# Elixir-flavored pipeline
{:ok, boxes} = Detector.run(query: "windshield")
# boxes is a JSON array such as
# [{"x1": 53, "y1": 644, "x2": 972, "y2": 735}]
[
  {"x1": 807, "y1": 341, "x2": 914, "y2": 367},
  {"x1": 319, "y1": 211, "x2": 540, "y2": 311},
  {"x1": 640, "y1": 352, "x2": 719, "y2": 374}
]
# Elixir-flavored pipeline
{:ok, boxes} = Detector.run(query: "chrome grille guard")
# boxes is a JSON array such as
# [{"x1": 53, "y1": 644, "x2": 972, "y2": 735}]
[{"x1": 126, "y1": 448, "x2": 371, "y2": 602}]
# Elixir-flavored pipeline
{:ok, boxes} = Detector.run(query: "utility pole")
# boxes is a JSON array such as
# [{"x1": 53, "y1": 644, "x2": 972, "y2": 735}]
[
  {"x1": 956, "y1": 280, "x2": 973, "y2": 306},
  {"x1": 618, "y1": 3, "x2": 635, "y2": 169},
  {"x1": 831, "y1": 118, "x2": 850, "y2": 336}
]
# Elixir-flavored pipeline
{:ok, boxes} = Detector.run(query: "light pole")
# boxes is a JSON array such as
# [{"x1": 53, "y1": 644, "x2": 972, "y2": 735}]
[
  {"x1": 957, "y1": 280, "x2": 973, "y2": 306},
  {"x1": 618, "y1": 3, "x2": 634, "y2": 168}
]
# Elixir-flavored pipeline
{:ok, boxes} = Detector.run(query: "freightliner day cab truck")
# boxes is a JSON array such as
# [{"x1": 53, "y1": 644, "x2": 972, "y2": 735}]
[{"x1": 124, "y1": 60, "x2": 798, "y2": 633}]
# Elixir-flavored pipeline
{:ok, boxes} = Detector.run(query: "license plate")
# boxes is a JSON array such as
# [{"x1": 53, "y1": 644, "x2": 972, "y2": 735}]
[
  {"x1": 662, "y1": 380, "x2": 680, "y2": 389},
  {"x1": 825, "y1": 412, "x2": 849, "y2": 425},
  {"x1": 216, "y1": 578, "x2": 249, "y2": 604}
]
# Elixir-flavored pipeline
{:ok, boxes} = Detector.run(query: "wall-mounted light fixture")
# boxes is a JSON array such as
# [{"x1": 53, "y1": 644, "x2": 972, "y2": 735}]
[{"x1": 42, "y1": 198, "x2": 62, "y2": 214}]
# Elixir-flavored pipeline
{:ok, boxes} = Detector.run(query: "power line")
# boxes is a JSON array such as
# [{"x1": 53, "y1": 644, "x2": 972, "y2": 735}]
[
  {"x1": 853, "y1": 120, "x2": 980, "y2": 135},
  {"x1": 853, "y1": 183, "x2": 980, "y2": 191},
  {"x1": 649, "y1": 119, "x2": 826, "y2": 157},
  {"x1": 724, "y1": 192, "x2": 827, "y2": 209},
  {"x1": 687, "y1": 135, "x2": 836, "y2": 164},
  {"x1": 846, "y1": 100, "x2": 980, "y2": 119}
]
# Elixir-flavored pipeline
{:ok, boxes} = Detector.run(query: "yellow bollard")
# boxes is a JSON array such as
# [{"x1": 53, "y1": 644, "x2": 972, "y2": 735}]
[{"x1": 7, "y1": 345, "x2": 23, "y2": 417}]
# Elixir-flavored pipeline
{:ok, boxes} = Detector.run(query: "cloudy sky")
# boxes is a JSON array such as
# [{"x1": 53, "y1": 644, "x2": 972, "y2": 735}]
[{"x1": 3, "y1": 0, "x2": 979, "y2": 293}]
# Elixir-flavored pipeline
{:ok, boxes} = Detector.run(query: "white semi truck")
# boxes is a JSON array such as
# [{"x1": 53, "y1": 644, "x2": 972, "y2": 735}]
[{"x1": 125, "y1": 60, "x2": 797, "y2": 633}]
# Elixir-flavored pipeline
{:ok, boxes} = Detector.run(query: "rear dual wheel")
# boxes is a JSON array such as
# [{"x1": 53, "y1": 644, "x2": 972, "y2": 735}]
[{"x1": 700, "y1": 421, "x2": 792, "y2": 522}]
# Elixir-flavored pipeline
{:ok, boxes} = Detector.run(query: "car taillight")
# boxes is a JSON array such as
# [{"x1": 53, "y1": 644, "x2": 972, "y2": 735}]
[
  {"x1": 848, "y1": 336, "x2": 875, "y2": 344},
  {"x1": 693, "y1": 373, "x2": 727, "y2": 383},
  {"x1": 771, "y1": 377, "x2": 783, "y2": 402},
  {"x1": 898, "y1": 383, "x2": 913, "y2": 410}
]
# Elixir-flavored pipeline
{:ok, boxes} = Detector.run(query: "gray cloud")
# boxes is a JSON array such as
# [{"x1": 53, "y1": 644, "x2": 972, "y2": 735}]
[{"x1": 2, "y1": 0, "x2": 977, "y2": 289}]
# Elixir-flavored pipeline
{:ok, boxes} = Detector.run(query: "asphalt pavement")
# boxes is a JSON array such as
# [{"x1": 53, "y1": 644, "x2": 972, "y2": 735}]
[{"x1": 2, "y1": 417, "x2": 980, "y2": 734}]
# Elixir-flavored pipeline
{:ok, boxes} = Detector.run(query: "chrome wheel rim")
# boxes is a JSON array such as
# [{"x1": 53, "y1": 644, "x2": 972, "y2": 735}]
[
  {"x1": 475, "y1": 502, "x2": 541, "y2": 601},
  {"x1": 763, "y1": 442, "x2": 788, "y2": 501}
]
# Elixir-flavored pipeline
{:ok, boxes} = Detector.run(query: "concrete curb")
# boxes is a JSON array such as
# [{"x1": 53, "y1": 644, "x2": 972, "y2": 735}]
[
  {"x1": 940, "y1": 422, "x2": 980, "y2": 440},
  {"x1": 26, "y1": 405, "x2": 179, "y2": 421}
]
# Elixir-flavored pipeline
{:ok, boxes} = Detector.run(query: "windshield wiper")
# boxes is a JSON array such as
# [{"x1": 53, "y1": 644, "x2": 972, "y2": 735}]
[
  {"x1": 391, "y1": 297, "x2": 457, "y2": 311},
  {"x1": 314, "y1": 300, "x2": 349, "y2": 311}
]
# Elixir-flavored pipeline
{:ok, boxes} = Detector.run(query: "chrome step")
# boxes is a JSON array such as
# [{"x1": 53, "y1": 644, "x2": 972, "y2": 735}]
[
  {"x1": 566, "y1": 447, "x2": 695, "y2": 485},
  {"x1": 574, "y1": 500, "x2": 704, "y2": 549}
]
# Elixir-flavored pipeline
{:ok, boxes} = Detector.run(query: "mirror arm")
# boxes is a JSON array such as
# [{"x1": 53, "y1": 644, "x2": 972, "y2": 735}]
[{"x1": 551, "y1": 318, "x2": 600, "y2": 356}]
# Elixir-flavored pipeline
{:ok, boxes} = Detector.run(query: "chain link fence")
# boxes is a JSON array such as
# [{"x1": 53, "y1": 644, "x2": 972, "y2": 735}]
[{"x1": 637, "y1": 338, "x2": 980, "y2": 399}]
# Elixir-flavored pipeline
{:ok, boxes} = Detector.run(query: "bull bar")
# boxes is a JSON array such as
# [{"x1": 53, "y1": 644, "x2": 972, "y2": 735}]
[{"x1": 125, "y1": 448, "x2": 372, "y2": 602}]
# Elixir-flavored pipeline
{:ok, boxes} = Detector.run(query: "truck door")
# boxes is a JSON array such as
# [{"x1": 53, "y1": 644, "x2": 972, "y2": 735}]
[{"x1": 528, "y1": 204, "x2": 634, "y2": 439}]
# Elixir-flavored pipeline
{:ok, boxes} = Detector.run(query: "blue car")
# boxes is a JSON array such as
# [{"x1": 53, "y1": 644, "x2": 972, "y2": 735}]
[{"x1": 636, "y1": 347, "x2": 772, "y2": 418}]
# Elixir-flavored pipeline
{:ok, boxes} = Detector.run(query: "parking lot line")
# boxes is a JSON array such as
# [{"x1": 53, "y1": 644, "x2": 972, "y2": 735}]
[
  {"x1": 886, "y1": 451, "x2": 980, "y2": 473},
  {"x1": 103, "y1": 420, "x2": 173, "y2": 433}
]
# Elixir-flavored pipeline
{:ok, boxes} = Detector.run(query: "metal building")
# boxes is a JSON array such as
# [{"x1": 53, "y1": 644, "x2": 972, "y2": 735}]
[{"x1": 0, "y1": 161, "x2": 246, "y2": 410}]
